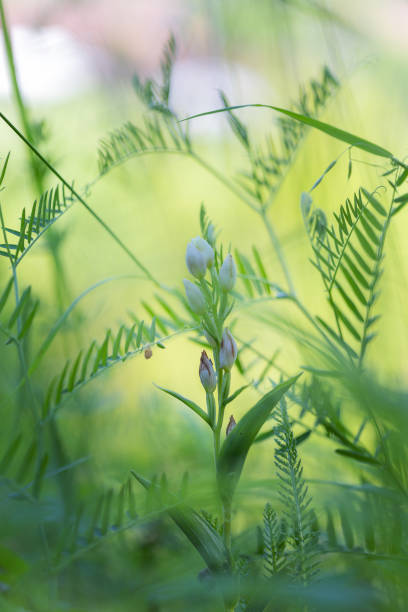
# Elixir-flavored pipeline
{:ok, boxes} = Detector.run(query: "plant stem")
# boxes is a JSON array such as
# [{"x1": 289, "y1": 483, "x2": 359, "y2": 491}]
[
  {"x1": 191, "y1": 151, "x2": 259, "y2": 212},
  {"x1": 222, "y1": 500, "x2": 232, "y2": 558},
  {"x1": 0, "y1": 0, "x2": 42, "y2": 189},
  {"x1": 212, "y1": 359, "x2": 234, "y2": 572},
  {"x1": 191, "y1": 150, "x2": 296, "y2": 298},
  {"x1": 259, "y1": 207, "x2": 295, "y2": 296}
]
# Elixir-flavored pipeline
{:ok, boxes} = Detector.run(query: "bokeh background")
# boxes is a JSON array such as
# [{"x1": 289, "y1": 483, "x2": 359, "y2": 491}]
[{"x1": 1, "y1": 1, "x2": 408, "y2": 610}]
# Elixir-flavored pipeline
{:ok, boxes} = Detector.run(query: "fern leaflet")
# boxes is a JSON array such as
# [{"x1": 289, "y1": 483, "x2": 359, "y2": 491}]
[{"x1": 274, "y1": 398, "x2": 319, "y2": 584}]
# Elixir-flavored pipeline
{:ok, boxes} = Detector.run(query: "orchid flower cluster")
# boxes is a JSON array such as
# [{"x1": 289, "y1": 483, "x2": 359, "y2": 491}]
[{"x1": 183, "y1": 232, "x2": 238, "y2": 451}]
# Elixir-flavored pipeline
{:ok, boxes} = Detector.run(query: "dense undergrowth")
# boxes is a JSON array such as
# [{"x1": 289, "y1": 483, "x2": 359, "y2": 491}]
[{"x1": 1, "y1": 9, "x2": 408, "y2": 612}]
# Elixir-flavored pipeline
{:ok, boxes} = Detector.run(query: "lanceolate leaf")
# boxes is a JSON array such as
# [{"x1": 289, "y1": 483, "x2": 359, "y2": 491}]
[
  {"x1": 131, "y1": 471, "x2": 228, "y2": 572},
  {"x1": 155, "y1": 385, "x2": 211, "y2": 425},
  {"x1": 182, "y1": 104, "x2": 393, "y2": 160},
  {"x1": 217, "y1": 375, "x2": 300, "y2": 503}
]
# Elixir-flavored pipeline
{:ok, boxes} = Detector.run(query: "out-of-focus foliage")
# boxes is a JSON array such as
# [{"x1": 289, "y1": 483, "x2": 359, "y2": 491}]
[{"x1": 1, "y1": 1, "x2": 408, "y2": 610}]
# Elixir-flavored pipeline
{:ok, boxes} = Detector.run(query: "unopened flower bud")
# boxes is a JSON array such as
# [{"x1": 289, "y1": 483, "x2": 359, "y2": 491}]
[
  {"x1": 206, "y1": 223, "x2": 216, "y2": 246},
  {"x1": 219, "y1": 254, "x2": 237, "y2": 292},
  {"x1": 203, "y1": 329, "x2": 218, "y2": 348},
  {"x1": 199, "y1": 350, "x2": 217, "y2": 393},
  {"x1": 183, "y1": 279, "x2": 207, "y2": 315},
  {"x1": 226, "y1": 415, "x2": 236, "y2": 436},
  {"x1": 186, "y1": 237, "x2": 214, "y2": 278},
  {"x1": 300, "y1": 191, "x2": 312, "y2": 217},
  {"x1": 219, "y1": 328, "x2": 237, "y2": 371}
]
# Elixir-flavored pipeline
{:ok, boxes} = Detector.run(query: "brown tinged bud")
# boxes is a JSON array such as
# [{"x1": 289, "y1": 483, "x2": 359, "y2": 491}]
[
  {"x1": 226, "y1": 415, "x2": 236, "y2": 436},
  {"x1": 199, "y1": 350, "x2": 217, "y2": 393},
  {"x1": 219, "y1": 328, "x2": 238, "y2": 371},
  {"x1": 144, "y1": 348, "x2": 153, "y2": 359}
]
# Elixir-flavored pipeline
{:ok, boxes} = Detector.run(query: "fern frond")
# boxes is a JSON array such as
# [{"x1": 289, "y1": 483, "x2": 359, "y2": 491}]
[
  {"x1": 0, "y1": 184, "x2": 75, "y2": 265},
  {"x1": 274, "y1": 398, "x2": 319, "y2": 584},
  {"x1": 263, "y1": 502, "x2": 287, "y2": 576}
]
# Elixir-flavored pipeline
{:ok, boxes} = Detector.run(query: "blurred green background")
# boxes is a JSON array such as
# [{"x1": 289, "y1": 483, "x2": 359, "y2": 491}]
[{"x1": 1, "y1": 1, "x2": 408, "y2": 610}]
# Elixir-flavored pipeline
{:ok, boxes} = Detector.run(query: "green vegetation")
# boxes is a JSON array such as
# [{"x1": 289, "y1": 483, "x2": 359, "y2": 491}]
[{"x1": 1, "y1": 5, "x2": 408, "y2": 611}]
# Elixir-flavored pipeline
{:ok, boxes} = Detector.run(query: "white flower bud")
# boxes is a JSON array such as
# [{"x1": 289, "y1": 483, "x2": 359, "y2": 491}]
[
  {"x1": 183, "y1": 279, "x2": 207, "y2": 315},
  {"x1": 219, "y1": 328, "x2": 237, "y2": 371},
  {"x1": 186, "y1": 237, "x2": 214, "y2": 278},
  {"x1": 219, "y1": 254, "x2": 237, "y2": 292},
  {"x1": 206, "y1": 223, "x2": 216, "y2": 246},
  {"x1": 300, "y1": 191, "x2": 312, "y2": 218},
  {"x1": 199, "y1": 350, "x2": 217, "y2": 393}
]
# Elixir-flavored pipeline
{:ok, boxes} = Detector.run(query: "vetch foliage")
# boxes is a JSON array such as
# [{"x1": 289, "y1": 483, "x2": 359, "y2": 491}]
[
  {"x1": 0, "y1": 29, "x2": 408, "y2": 612},
  {"x1": 302, "y1": 186, "x2": 391, "y2": 365},
  {"x1": 0, "y1": 183, "x2": 75, "y2": 265}
]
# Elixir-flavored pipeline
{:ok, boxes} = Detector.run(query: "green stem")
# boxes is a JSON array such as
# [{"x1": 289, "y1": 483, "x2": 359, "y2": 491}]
[
  {"x1": 0, "y1": 0, "x2": 42, "y2": 190},
  {"x1": 191, "y1": 151, "x2": 259, "y2": 212},
  {"x1": 222, "y1": 500, "x2": 232, "y2": 561},
  {"x1": 0, "y1": 0, "x2": 80, "y2": 321},
  {"x1": 259, "y1": 207, "x2": 295, "y2": 296},
  {"x1": 212, "y1": 362, "x2": 233, "y2": 568}
]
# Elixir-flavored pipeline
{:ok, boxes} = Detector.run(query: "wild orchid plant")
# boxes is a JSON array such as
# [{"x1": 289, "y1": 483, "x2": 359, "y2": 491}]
[
  {"x1": 132, "y1": 225, "x2": 299, "y2": 611},
  {"x1": 2, "y1": 12, "x2": 408, "y2": 610}
]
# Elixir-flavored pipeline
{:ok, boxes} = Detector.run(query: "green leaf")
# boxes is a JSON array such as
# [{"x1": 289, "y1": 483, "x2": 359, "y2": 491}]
[
  {"x1": 182, "y1": 105, "x2": 394, "y2": 159},
  {"x1": 32, "y1": 453, "x2": 49, "y2": 498},
  {"x1": 0, "y1": 152, "x2": 10, "y2": 187},
  {"x1": 17, "y1": 300, "x2": 39, "y2": 339},
  {"x1": 0, "y1": 277, "x2": 13, "y2": 315},
  {"x1": 235, "y1": 249, "x2": 254, "y2": 297},
  {"x1": 334, "y1": 448, "x2": 380, "y2": 465},
  {"x1": 334, "y1": 281, "x2": 364, "y2": 322},
  {"x1": 361, "y1": 188, "x2": 387, "y2": 216},
  {"x1": 254, "y1": 427, "x2": 276, "y2": 444},
  {"x1": 354, "y1": 227, "x2": 377, "y2": 260},
  {"x1": 67, "y1": 350, "x2": 83, "y2": 392},
  {"x1": 7, "y1": 286, "x2": 31, "y2": 328},
  {"x1": 0, "y1": 434, "x2": 22, "y2": 473},
  {"x1": 217, "y1": 375, "x2": 300, "y2": 503},
  {"x1": 155, "y1": 384, "x2": 211, "y2": 425},
  {"x1": 252, "y1": 245, "x2": 271, "y2": 294},
  {"x1": 0, "y1": 544, "x2": 28, "y2": 584},
  {"x1": 340, "y1": 509, "x2": 354, "y2": 549},
  {"x1": 131, "y1": 471, "x2": 228, "y2": 572},
  {"x1": 396, "y1": 167, "x2": 408, "y2": 187},
  {"x1": 225, "y1": 383, "x2": 250, "y2": 406}
]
